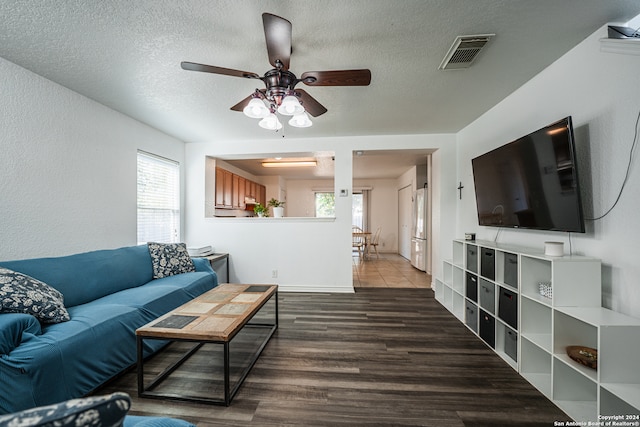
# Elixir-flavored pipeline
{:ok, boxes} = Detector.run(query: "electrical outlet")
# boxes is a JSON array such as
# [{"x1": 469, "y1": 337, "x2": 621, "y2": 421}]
[{"x1": 271, "y1": 270, "x2": 278, "y2": 278}]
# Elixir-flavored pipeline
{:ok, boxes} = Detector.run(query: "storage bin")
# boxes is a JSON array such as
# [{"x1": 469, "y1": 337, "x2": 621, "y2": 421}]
[
  {"x1": 504, "y1": 328, "x2": 517, "y2": 362},
  {"x1": 466, "y1": 272, "x2": 478, "y2": 302},
  {"x1": 466, "y1": 244, "x2": 478, "y2": 273},
  {"x1": 480, "y1": 248, "x2": 495, "y2": 280},
  {"x1": 479, "y1": 309, "x2": 495, "y2": 348},
  {"x1": 479, "y1": 278, "x2": 495, "y2": 314},
  {"x1": 504, "y1": 253, "x2": 518, "y2": 288},
  {"x1": 465, "y1": 300, "x2": 478, "y2": 333},
  {"x1": 498, "y1": 287, "x2": 518, "y2": 329}
]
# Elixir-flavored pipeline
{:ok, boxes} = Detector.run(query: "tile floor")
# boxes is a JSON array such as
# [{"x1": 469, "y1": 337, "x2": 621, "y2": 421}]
[{"x1": 352, "y1": 252, "x2": 432, "y2": 288}]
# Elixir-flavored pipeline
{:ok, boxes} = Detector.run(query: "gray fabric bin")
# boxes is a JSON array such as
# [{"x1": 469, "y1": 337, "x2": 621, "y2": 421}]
[
  {"x1": 504, "y1": 253, "x2": 518, "y2": 288},
  {"x1": 479, "y1": 278, "x2": 495, "y2": 314},
  {"x1": 465, "y1": 300, "x2": 478, "y2": 333},
  {"x1": 505, "y1": 328, "x2": 518, "y2": 362}
]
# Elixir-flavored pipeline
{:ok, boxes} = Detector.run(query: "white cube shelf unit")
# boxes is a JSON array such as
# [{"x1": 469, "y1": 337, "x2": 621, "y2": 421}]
[{"x1": 434, "y1": 239, "x2": 640, "y2": 421}]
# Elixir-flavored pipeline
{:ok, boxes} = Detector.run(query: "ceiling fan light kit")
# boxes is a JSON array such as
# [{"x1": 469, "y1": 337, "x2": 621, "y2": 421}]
[
  {"x1": 243, "y1": 97, "x2": 270, "y2": 119},
  {"x1": 289, "y1": 112, "x2": 313, "y2": 128},
  {"x1": 181, "y1": 12, "x2": 371, "y2": 132},
  {"x1": 258, "y1": 113, "x2": 283, "y2": 130}
]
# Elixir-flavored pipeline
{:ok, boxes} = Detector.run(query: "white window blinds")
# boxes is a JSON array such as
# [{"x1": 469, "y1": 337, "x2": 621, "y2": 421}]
[{"x1": 137, "y1": 151, "x2": 180, "y2": 244}]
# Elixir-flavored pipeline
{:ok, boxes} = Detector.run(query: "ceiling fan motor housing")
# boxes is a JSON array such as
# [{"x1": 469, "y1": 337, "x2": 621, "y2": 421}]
[{"x1": 263, "y1": 69, "x2": 299, "y2": 106}]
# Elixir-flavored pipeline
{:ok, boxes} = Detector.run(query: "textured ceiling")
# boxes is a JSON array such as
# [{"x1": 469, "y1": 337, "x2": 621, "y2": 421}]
[
  {"x1": 4, "y1": 1, "x2": 638, "y2": 181},
  {"x1": 1, "y1": 0, "x2": 639, "y2": 146}
]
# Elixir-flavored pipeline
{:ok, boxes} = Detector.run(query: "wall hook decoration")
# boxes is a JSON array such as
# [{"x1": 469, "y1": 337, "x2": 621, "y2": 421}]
[{"x1": 457, "y1": 182, "x2": 464, "y2": 200}]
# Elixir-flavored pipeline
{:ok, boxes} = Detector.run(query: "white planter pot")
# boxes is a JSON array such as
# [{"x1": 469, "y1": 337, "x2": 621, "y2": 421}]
[{"x1": 272, "y1": 206, "x2": 284, "y2": 218}]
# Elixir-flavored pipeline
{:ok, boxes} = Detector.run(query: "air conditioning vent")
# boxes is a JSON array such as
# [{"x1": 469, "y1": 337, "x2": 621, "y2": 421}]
[{"x1": 439, "y1": 34, "x2": 495, "y2": 70}]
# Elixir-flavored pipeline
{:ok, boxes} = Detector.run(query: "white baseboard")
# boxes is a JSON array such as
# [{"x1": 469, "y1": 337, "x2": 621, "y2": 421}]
[{"x1": 277, "y1": 284, "x2": 355, "y2": 293}]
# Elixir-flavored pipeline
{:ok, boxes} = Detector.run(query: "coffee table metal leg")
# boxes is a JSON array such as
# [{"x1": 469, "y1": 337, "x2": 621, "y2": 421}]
[
  {"x1": 137, "y1": 336, "x2": 144, "y2": 397},
  {"x1": 224, "y1": 341, "x2": 230, "y2": 406}
]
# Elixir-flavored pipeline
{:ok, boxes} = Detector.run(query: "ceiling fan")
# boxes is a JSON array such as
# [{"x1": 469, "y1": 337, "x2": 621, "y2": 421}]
[{"x1": 181, "y1": 13, "x2": 372, "y2": 129}]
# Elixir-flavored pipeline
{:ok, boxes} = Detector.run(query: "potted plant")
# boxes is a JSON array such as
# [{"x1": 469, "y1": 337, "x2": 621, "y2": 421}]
[
  {"x1": 268, "y1": 198, "x2": 285, "y2": 218},
  {"x1": 253, "y1": 203, "x2": 268, "y2": 217}
]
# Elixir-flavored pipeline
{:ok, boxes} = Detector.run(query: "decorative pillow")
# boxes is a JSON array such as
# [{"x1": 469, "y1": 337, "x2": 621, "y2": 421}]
[
  {"x1": 147, "y1": 242, "x2": 195, "y2": 279},
  {"x1": 0, "y1": 267, "x2": 70, "y2": 323},
  {"x1": 0, "y1": 392, "x2": 131, "y2": 427}
]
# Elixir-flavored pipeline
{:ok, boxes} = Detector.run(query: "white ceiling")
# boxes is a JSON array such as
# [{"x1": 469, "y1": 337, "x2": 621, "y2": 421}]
[{"x1": 1, "y1": 1, "x2": 639, "y2": 178}]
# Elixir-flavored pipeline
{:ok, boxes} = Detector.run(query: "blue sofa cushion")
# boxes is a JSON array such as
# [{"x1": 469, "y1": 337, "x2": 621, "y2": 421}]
[
  {"x1": 0, "y1": 392, "x2": 130, "y2": 427},
  {"x1": 0, "y1": 267, "x2": 70, "y2": 323},
  {"x1": 147, "y1": 243, "x2": 195, "y2": 279},
  {"x1": 0, "y1": 245, "x2": 155, "y2": 308}
]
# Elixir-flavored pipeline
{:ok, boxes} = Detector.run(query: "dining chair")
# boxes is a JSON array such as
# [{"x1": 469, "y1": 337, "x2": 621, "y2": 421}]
[
  {"x1": 352, "y1": 225, "x2": 364, "y2": 258},
  {"x1": 369, "y1": 227, "x2": 381, "y2": 259}
]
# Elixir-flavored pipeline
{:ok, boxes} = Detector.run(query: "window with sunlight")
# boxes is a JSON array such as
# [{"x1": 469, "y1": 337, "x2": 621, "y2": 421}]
[
  {"x1": 137, "y1": 151, "x2": 180, "y2": 244},
  {"x1": 315, "y1": 192, "x2": 335, "y2": 217}
]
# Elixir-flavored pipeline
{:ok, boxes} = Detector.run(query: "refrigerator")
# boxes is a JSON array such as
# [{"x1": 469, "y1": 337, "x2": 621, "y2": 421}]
[{"x1": 411, "y1": 188, "x2": 428, "y2": 271}]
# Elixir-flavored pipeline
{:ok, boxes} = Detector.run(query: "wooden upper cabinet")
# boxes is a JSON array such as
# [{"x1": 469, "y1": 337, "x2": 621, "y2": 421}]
[
  {"x1": 232, "y1": 175, "x2": 246, "y2": 209},
  {"x1": 215, "y1": 166, "x2": 263, "y2": 210},
  {"x1": 258, "y1": 184, "x2": 266, "y2": 206},
  {"x1": 215, "y1": 167, "x2": 233, "y2": 208}
]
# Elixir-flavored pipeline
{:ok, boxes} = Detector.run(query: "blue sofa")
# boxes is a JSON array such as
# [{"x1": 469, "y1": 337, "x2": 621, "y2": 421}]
[{"x1": 0, "y1": 244, "x2": 218, "y2": 415}]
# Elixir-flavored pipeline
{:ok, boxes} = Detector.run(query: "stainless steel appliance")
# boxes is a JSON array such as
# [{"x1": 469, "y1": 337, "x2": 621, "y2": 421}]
[{"x1": 410, "y1": 188, "x2": 428, "y2": 271}]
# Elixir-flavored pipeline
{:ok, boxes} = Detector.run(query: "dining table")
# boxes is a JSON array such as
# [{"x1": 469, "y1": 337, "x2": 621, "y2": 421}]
[{"x1": 352, "y1": 230, "x2": 372, "y2": 259}]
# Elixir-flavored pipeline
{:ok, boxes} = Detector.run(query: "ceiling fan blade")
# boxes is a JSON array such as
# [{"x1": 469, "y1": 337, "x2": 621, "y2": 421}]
[
  {"x1": 181, "y1": 61, "x2": 260, "y2": 79},
  {"x1": 230, "y1": 90, "x2": 266, "y2": 112},
  {"x1": 262, "y1": 13, "x2": 292, "y2": 70},
  {"x1": 301, "y1": 69, "x2": 371, "y2": 86},
  {"x1": 294, "y1": 89, "x2": 327, "y2": 117}
]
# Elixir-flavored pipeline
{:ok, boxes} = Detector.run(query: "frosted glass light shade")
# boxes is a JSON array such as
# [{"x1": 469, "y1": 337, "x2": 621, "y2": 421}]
[
  {"x1": 289, "y1": 112, "x2": 312, "y2": 128},
  {"x1": 258, "y1": 113, "x2": 283, "y2": 130},
  {"x1": 277, "y1": 95, "x2": 304, "y2": 116},
  {"x1": 243, "y1": 98, "x2": 269, "y2": 119}
]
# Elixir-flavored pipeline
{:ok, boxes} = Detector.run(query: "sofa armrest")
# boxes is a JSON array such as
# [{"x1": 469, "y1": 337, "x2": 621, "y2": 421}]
[
  {"x1": 0, "y1": 313, "x2": 42, "y2": 355},
  {"x1": 192, "y1": 257, "x2": 214, "y2": 274}
]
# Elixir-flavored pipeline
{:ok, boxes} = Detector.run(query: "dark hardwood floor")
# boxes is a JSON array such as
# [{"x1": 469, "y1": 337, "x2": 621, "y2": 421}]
[{"x1": 98, "y1": 289, "x2": 568, "y2": 426}]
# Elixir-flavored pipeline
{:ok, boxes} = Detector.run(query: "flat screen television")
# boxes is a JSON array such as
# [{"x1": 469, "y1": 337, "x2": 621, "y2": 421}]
[{"x1": 471, "y1": 116, "x2": 585, "y2": 233}]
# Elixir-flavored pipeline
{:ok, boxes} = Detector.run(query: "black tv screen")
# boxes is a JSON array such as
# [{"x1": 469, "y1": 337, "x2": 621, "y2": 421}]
[{"x1": 471, "y1": 117, "x2": 585, "y2": 233}]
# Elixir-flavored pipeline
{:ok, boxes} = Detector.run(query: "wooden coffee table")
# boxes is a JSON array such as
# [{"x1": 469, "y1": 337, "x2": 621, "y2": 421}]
[{"x1": 136, "y1": 283, "x2": 278, "y2": 406}]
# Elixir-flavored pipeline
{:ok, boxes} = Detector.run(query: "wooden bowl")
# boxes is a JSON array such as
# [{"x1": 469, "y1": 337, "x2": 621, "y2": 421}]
[{"x1": 566, "y1": 346, "x2": 597, "y2": 370}]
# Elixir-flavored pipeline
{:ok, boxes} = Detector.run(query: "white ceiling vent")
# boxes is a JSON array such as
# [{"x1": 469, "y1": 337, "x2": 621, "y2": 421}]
[{"x1": 438, "y1": 34, "x2": 495, "y2": 70}]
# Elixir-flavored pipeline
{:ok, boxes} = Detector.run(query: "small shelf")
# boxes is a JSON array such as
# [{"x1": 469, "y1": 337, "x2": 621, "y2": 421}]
[
  {"x1": 452, "y1": 266, "x2": 464, "y2": 294},
  {"x1": 601, "y1": 383, "x2": 640, "y2": 414},
  {"x1": 521, "y1": 297, "x2": 552, "y2": 352},
  {"x1": 452, "y1": 292, "x2": 465, "y2": 320},
  {"x1": 521, "y1": 337, "x2": 552, "y2": 398},
  {"x1": 453, "y1": 240, "x2": 464, "y2": 267},
  {"x1": 553, "y1": 357, "x2": 598, "y2": 422}
]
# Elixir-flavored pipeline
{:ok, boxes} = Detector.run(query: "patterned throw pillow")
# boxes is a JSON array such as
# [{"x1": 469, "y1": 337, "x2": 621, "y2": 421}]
[
  {"x1": 0, "y1": 267, "x2": 70, "y2": 323},
  {"x1": 147, "y1": 242, "x2": 195, "y2": 279},
  {"x1": 0, "y1": 392, "x2": 131, "y2": 427}
]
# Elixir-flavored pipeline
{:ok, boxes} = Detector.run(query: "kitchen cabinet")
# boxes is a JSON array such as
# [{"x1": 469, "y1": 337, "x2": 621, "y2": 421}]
[
  {"x1": 215, "y1": 168, "x2": 233, "y2": 208},
  {"x1": 215, "y1": 167, "x2": 264, "y2": 211}
]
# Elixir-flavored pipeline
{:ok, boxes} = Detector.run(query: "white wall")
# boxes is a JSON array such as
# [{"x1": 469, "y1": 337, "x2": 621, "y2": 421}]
[
  {"x1": 185, "y1": 134, "x2": 456, "y2": 292},
  {"x1": 354, "y1": 178, "x2": 399, "y2": 253},
  {"x1": 456, "y1": 26, "x2": 640, "y2": 318},
  {"x1": 0, "y1": 57, "x2": 186, "y2": 260},
  {"x1": 285, "y1": 179, "x2": 333, "y2": 217}
]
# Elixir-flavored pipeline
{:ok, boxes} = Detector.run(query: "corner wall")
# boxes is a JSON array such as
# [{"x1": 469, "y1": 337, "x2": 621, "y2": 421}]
[
  {"x1": 456, "y1": 26, "x2": 640, "y2": 318},
  {"x1": 0, "y1": 57, "x2": 186, "y2": 260}
]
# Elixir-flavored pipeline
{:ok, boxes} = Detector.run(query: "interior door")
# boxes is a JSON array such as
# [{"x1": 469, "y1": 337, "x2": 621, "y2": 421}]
[{"x1": 398, "y1": 185, "x2": 412, "y2": 260}]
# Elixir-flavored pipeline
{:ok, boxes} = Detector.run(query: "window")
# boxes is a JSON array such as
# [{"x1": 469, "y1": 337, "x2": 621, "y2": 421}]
[
  {"x1": 137, "y1": 151, "x2": 180, "y2": 244},
  {"x1": 315, "y1": 192, "x2": 335, "y2": 217},
  {"x1": 352, "y1": 193, "x2": 363, "y2": 229}
]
